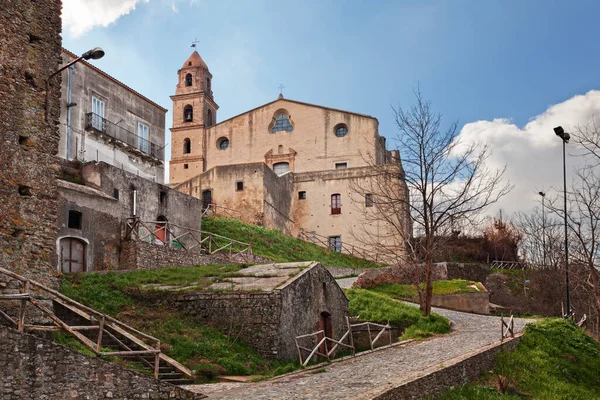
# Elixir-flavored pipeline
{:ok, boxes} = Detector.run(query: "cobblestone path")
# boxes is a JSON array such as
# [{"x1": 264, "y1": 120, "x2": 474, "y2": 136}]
[{"x1": 184, "y1": 305, "x2": 533, "y2": 400}]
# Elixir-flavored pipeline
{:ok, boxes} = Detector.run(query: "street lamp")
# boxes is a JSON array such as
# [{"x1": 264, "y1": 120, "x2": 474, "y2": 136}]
[
  {"x1": 554, "y1": 126, "x2": 571, "y2": 317},
  {"x1": 538, "y1": 191, "x2": 546, "y2": 267},
  {"x1": 45, "y1": 47, "x2": 105, "y2": 121}
]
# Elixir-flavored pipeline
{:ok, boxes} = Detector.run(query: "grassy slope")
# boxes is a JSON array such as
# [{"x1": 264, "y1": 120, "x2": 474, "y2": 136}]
[
  {"x1": 370, "y1": 279, "x2": 485, "y2": 301},
  {"x1": 345, "y1": 289, "x2": 451, "y2": 340},
  {"x1": 436, "y1": 319, "x2": 600, "y2": 400},
  {"x1": 202, "y1": 217, "x2": 381, "y2": 269}
]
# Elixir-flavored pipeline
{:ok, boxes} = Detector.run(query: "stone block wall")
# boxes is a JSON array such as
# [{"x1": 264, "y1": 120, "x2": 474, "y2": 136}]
[
  {"x1": 431, "y1": 292, "x2": 490, "y2": 315},
  {"x1": 0, "y1": 326, "x2": 205, "y2": 400},
  {"x1": 174, "y1": 292, "x2": 282, "y2": 358},
  {"x1": 374, "y1": 336, "x2": 520, "y2": 400},
  {"x1": 121, "y1": 240, "x2": 228, "y2": 270},
  {"x1": 0, "y1": 0, "x2": 62, "y2": 288}
]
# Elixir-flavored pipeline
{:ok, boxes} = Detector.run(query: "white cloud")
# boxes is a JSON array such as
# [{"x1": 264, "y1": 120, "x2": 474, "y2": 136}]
[
  {"x1": 455, "y1": 90, "x2": 600, "y2": 217},
  {"x1": 62, "y1": 0, "x2": 149, "y2": 37}
]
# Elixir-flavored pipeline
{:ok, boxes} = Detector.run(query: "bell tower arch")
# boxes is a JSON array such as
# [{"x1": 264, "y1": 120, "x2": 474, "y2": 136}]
[{"x1": 169, "y1": 50, "x2": 219, "y2": 185}]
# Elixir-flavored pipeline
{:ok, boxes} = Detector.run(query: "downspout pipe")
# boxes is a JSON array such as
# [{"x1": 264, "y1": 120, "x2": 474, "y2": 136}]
[{"x1": 66, "y1": 65, "x2": 74, "y2": 160}]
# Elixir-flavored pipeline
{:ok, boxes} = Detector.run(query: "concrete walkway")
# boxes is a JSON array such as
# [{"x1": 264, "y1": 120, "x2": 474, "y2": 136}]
[{"x1": 183, "y1": 305, "x2": 533, "y2": 400}]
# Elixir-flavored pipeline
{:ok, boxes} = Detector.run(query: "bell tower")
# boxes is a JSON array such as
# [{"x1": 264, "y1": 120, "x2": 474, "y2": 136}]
[{"x1": 169, "y1": 50, "x2": 219, "y2": 185}]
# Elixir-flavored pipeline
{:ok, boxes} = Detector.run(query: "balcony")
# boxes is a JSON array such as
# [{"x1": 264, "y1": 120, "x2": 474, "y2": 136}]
[{"x1": 85, "y1": 112, "x2": 164, "y2": 162}]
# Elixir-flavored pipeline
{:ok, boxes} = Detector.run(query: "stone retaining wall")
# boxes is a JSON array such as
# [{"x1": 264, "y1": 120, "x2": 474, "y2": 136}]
[
  {"x1": 325, "y1": 266, "x2": 368, "y2": 278},
  {"x1": 374, "y1": 336, "x2": 521, "y2": 399},
  {"x1": 121, "y1": 240, "x2": 229, "y2": 270},
  {"x1": 0, "y1": 326, "x2": 205, "y2": 400},
  {"x1": 431, "y1": 292, "x2": 490, "y2": 315}
]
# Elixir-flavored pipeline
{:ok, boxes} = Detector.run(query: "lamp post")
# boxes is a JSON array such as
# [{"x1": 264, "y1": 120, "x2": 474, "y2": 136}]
[
  {"x1": 554, "y1": 126, "x2": 571, "y2": 317},
  {"x1": 45, "y1": 47, "x2": 105, "y2": 121},
  {"x1": 538, "y1": 191, "x2": 546, "y2": 267}
]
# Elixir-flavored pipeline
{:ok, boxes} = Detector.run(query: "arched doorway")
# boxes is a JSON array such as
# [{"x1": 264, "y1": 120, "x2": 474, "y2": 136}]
[
  {"x1": 59, "y1": 237, "x2": 86, "y2": 273},
  {"x1": 155, "y1": 216, "x2": 168, "y2": 244}
]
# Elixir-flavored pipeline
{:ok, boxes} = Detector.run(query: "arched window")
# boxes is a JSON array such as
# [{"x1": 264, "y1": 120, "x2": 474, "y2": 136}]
[
  {"x1": 273, "y1": 162, "x2": 289, "y2": 176},
  {"x1": 271, "y1": 113, "x2": 293, "y2": 133},
  {"x1": 184, "y1": 105, "x2": 193, "y2": 122},
  {"x1": 207, "y1": 109, "x2": 213, "y2": 127},
  {"x1": 185, "y1": 73, "x2": 192, "y2": 87},
  {"x1": 331, "y1": 194, "x2": 341, "y2": 214},
  {"x1": 183, "y1": 138, "x2": 191, "y2": 154}
]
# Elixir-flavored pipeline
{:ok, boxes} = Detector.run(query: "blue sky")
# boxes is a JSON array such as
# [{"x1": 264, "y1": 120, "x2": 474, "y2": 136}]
[{"x1": 63, "y1": 0, "x2": 600, "y2": 215}]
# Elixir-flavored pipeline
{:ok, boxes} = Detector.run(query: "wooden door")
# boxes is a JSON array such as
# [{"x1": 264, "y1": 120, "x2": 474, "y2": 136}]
[
  {"x1": 202, "y1": 190, "x2": 212, "y2": 209},
  {"x1": 60, "y1": 237, "x2": 86, "y2": 273}
]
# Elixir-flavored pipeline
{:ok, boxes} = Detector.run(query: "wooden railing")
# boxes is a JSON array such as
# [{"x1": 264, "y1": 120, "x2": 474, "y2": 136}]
[
  {"x1": 501, "y1": 315, "x2": 514, "y2": 341},
  {"x1": 200, "y1": 203, "x2": 242, "y2": 219},
  {"x1": 492, "y1": 260, "x2": 527, "y2": 270},
  {"x1": 0, "y1": 267, "x2": 191, "y2": 380},
  {"x1": 295, "y1": 318, "x2": 392, "y2": 367},
  {"x1": 125, "y1": 217, "x2": 253, "y2": 262}
]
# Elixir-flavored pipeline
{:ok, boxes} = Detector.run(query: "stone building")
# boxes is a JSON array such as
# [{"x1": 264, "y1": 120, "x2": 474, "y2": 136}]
[
  {"x1": 0, "y1": 0, "x2": 63, "y2": 288},
  {"x1": 171, "y1": 51, "x2": 410, "y2": 258},
  {"x1": 58, "y1": 48, "x2": 167, "y2": 183},
  {"x1": 174, "y1": 261, "x2": 349, "y2": 360},
  {"x1": 55, "y1": 161, "x2": 206, "y2": 272}
]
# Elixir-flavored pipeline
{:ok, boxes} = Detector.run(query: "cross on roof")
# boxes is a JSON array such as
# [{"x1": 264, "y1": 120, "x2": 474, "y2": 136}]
[
  {"x1": 191, "y1": 38, "x2": 200, "y2": 48},
  {"x1": 278, "y1": 84, "x2": 285, "y2": 95}
]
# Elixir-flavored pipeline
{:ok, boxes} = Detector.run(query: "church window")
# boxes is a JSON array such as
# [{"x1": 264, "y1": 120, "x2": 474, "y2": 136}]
[
  {"x1": 335, "y1": 162, "x2": 347, "y2": 169},
  {"x1": 207, "y1": 109, "x2": 213, "y2": 127},
  {"x1": 271, "y1": 114, "x2": 293, "y2": 133},
  {"x1": 236, "y1": 181, "x2": 244, "y2": 191},
  {"x1": 298, "y1": 191, "x2": 306, "y2": 200},
  {"x1": 183, "y1": 164, "x2": 189, "y2": 169},
  {"x1": 185, "y1": 73, "x2": 192, "y2": 86},
  {"x1": 217, "y1": 137, "x2": 229, "y2": 150},
  {"x1": 331, "y1": 194, "x2": 341, "y2": 214},
  {"x1": 335, "y1": 124, "x2": 348, "y2": 137},
  {"x1": 328, "y1": 236, "x2": 342, "y2": 252},
  {"x1": 207, "y1": 77, "x2": 211, "y2": 92},
  {"x1": 273, "y1": 162, "x2": 290, "y2": 175},
  {"x1": 183, "y1": 138, "x2": 191, "y2": 154},
  {"x1": 184, "y1": 105, "x2": 193, "y2": 122}
]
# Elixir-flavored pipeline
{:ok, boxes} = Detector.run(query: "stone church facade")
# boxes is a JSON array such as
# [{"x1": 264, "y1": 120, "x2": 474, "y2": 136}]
[{"x1": 171, "y1": 51, "x2": 410, "y2": 257}]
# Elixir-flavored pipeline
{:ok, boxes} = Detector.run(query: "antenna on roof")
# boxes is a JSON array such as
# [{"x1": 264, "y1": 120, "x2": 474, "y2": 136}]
[{"x1": 191, "y1": 38, "x2": 199, "y2": 48}]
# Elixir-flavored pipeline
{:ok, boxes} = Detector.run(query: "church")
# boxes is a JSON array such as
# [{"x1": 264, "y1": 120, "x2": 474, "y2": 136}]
[{"x1": 171, "y1": 51, "x2": 410, "y2": 259}]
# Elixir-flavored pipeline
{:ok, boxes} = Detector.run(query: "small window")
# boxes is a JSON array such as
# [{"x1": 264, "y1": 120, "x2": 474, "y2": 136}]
[
  {"x1": 271, "y1": 114, "x2": 293, "y2": 133},
  {"x1": 113, "y1": 188, "x2": 119, "y2": 200},
  {"x1": 273, "y1": 162, "x2": 290, "y2": 175},
  {"x1": 138, "y1": 123, "x2": 149, "y2": 153},
  {"x1": 159, "y1": 191, "x2": 167, "y2": 204},
  {"x1": 183, "y1": 164, "x2": 189, "y2": 169},
  {"x1": 185, "y1": 73, "x2": 193, "y2": 86},
  {"x1": 335, "y1": 125, "x2": 348, "y2": 137},
  {"x1": 207, "y1": 109, "x2": 213, "y2": 127},
  {"x1": 184, "y1": 105, "x2": 193, "y2": 122},
  {"x1": 68, "y1": 210, "x2": 82, "y2": 230},
  {"x1": 188, "y1": 61, "x2": 192, "y2": 66},
  {"x1": 236, "y1": 181, "x2": 244, "y2": 191},
  {"x1": 335, "y1": 162, "x2": 348, "y2": 169},
  {"x1": 329, "y1": 236, "x2": 342, "y2": 252},
  {"x1": 298, "y1": 191, "x2": 306, "y2": 200},
  {"x1": 365, "y1": 193, "x2": 373, "y2": 207},
  {"x1": 331, "y1": 194, "x2": 341, "y2": 214},
  {"x1": 183, "y1": 138, "x2": 191, "y2": 154},
  {"x1": 207, "y1": 77, "x2": 211, "y2": 92},
  {"x1": 217, "y1": 137, "x2": 229, "y2": 150}
]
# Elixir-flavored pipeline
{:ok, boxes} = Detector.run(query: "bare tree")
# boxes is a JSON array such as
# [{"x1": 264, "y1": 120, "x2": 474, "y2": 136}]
[
  {"x1": 351, "y1": 88, "x2": 512, "y2": 315},
  {"x1": 515, "y1": 209, "x2": 564, "y2": 269}
]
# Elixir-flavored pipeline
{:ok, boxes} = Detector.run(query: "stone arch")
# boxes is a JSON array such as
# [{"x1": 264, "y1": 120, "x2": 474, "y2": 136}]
[
  {"x1": 183, "y1": 138, "x2": 191, "y2": 154},
  {"x1": 185, "y1": 73, "x2": 193, "y2": 87}
]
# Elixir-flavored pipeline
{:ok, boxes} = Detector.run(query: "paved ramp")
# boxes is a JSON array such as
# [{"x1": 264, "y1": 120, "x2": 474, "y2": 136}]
[{"x1": 183, "y1": 305, "x2": 533, "y2": 399}]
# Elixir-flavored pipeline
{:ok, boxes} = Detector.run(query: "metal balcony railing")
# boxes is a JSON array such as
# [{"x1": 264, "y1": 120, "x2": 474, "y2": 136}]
[{"x1": 85, "y1": 112, "x2": 164, "y2": 162}]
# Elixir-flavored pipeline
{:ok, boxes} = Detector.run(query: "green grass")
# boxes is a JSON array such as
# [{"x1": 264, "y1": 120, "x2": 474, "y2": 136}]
[
  {"x1": 202, "y1": 217, "x2": 381, "y2": 269},
  {"x1": 346, "y1": 289, "x2": 451, "y2": 340},
  {"x1": 370, "y1": 279, "x2": 485, "y2": 301},
  {"x1": 436, "y1": 319, "x2": 600, "y2": 399}
]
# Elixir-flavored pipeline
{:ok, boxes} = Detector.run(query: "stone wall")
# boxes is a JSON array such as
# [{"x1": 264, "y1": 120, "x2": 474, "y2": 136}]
[
  {"x1": 374, "y1": 336, "x2": 520, "y2": 400},
  {"x1": 431, "y1": 292, "x2": 490, "y2": 315},
  {"x1": 174, "y1": 292, "x2": 282, "y2": 358},
  {"x1": 121, "y1": 240, "x2": 228, "y2": 270},
  {"x1": 0, "y1": 326, "x2": 205, "y2": 400},
  {"x1": 0, "y1": 0, "x2": 62, "y2": 288},
  {"x1": 445, "y1": 262, "x2": 491, "y2": 283}
]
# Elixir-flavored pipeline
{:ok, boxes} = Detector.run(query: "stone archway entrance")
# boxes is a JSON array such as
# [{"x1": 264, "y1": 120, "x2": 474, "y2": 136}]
[{"x1": 59, "y1": 237, "x2": 86, "y2": 273}]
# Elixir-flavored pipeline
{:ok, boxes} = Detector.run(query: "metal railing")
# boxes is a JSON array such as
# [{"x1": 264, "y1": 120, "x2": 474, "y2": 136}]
[
  {"x1": 295, "y1": 318, "x2": 392, "y2": 367},
  {"x1": 85, "y1": 112, "x2": 164, "y2": 161},
  {"x1": 125, "y1": 217, "x2": 253, "y2": 262},
  {"x1": 0, "y1": 267, "x2": 191, "y2": 380}
]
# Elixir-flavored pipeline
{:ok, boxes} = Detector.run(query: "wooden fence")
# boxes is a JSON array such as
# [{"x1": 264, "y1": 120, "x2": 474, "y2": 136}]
[
  {"x1": 500, "y1": 315, "x2": 514, "y2": 341},
  {"x1": 0, "y1": 267, "x2": 191, "y2": 380},
  {"x1": 295, "y1": 317, "x2": 392, "y2": 367},
  {"x1": 125, "y1": 217, "x2": 253, "y2": 262},
  {"x1": 200, "y1": 203, "x2": 243, "y2": 219}
]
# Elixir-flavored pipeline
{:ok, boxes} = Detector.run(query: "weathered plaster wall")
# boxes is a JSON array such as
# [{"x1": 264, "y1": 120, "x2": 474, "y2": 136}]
[
  {"x1": 58, "y1": 51, "x2": 166, "y2": 183},
  {"x1": 0, "y1": 0, "x2": 62, "y2": 288},
  {"x1": 262, "y1": 167, "x2": 294, "y2": 234},
  {"x1": 174, "y1": 291, "x2": 282, "y2": 358},
  {"x1": 278, "y1": 264, "x2": 349, "y2": 360},
  {"x1": 0, "y1": 325, "x2": 204, "y2": 400}
]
